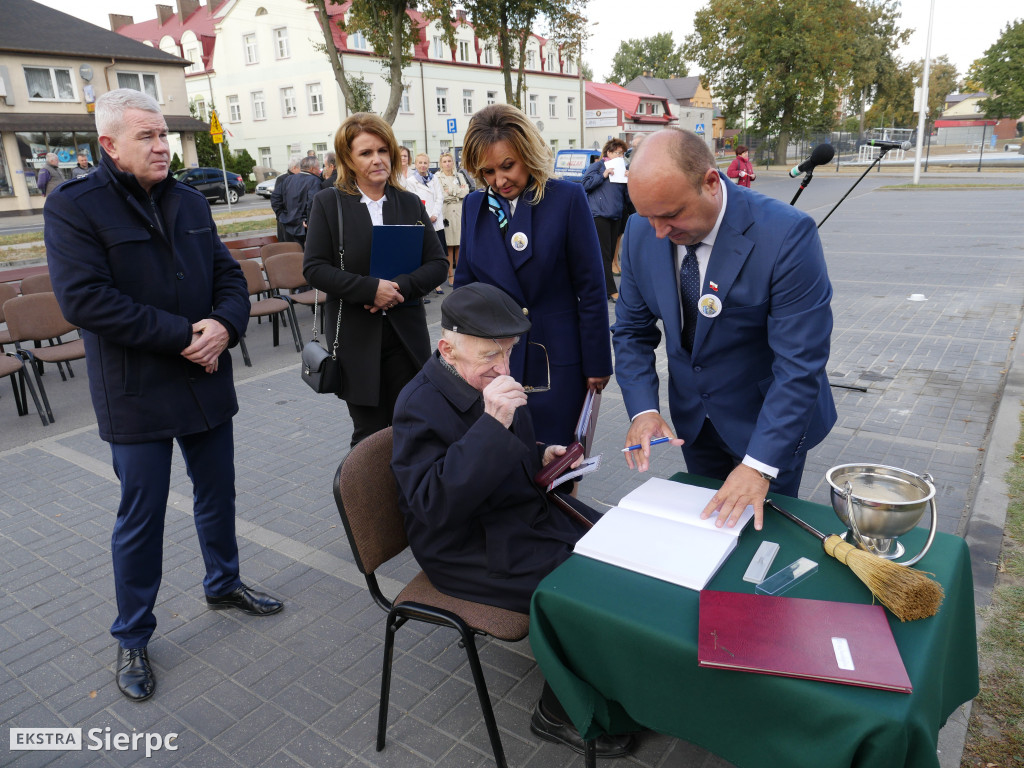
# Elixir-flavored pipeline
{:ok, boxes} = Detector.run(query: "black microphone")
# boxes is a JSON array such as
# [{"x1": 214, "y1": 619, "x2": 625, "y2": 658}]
[
  {"x1": 867, "y1": 139, "x2": 912, "y2": 151},
  {"x1": 788, "y1": 144, "x2": 836, "y2": 177}
]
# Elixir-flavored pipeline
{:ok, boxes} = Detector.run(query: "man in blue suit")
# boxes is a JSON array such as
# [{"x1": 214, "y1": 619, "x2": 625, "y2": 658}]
[{"x1": 612, "y1": 129, "x2": 836, "y2": 530}]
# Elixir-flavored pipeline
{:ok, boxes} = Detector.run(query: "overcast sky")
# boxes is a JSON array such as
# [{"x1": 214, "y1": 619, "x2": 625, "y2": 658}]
[{"x1": 35, "y1": 0, "x2": 1020, "y2": 84}]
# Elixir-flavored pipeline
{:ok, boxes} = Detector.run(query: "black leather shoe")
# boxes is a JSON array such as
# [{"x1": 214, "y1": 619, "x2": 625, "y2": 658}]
[
  {"x1": 530, "y1": 702, "x2": 634, "y2": 758},
  {"x1": 206, "y1": 585, "x2": 283, "y2": 616},
  {"x1": 116, "y1": 646, "x2": 155, "y2": 702}
]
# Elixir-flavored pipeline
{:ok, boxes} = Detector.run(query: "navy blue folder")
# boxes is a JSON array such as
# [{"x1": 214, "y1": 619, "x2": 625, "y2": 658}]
[{"x1": 370, "y1": 225, "x2": 425, "y2": 279}]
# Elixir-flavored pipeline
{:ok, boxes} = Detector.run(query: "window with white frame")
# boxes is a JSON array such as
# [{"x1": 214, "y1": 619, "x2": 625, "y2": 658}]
[
  {"x1": 193, "y1": 97, "x2": 207, "y2": 121},
  {"x1": 546, "y1": 52, "x2": 556, "y2": 71},
  {"x1": 281, "y1": 87, "x2": 297, "y2": 117},
  {"x1": 651, "y1": 102, "x2": 661, "y2": 115},
  {"x1": 433, "y1": 36, "x2": 445, "y2": 58},
  {"x1": 183, "y1": 45, "x2": 202, "y2": 73},
  {"x1": 528, "y1": 93, "x2": 538, "y2": 116},
  {"x1": 550, "y1": 139, "x2": 558, "y2": 152},
  {"x1": 116, "y1": 71, "x2": 159, "y2": 101},
  {"x1": 463, "y1": 89, "x2": 473, "y2": 115},
  {"x1": 436, "y1": 87, "x2": 448, "y2": 114},
  {"x1": 565, "y1": 57, "x2": 575, "y2": 75},
  {"x1": 567, "y1": 96, "x2": 575, "y2": 118},
  {"x1": 400, "y1": 86, "x2": 411, "y2": 113},
  {"x1": 548, "y1": 95, "x2": 557, "y2": 118},
  {"x1": 307, "y1": 83, "x2": 323, "y2": 114},
  {"x1": 313, "y1": 142, "x2": 327, "y2": 163},
  {"x1": 259, "y1": 147, "x2": 272, "y2": 167},
  {"x1": 349, "y1": 30, "x2": 367, "y2": 50},
  {"x1": 273, "y1": 27, "x2": 290, "y2": 59},
  {"x1": 487, "y1": 90, "x2": 497, "y2": 106},
  {"x1": 24, "y1": 66, "x2": 76, "y2": 101},
  {"x1": 226, "y1": 95, "x2": 241, "y2": 122},
  {"x1": 569, "y1": 138, "x2": 577, "y2": 148},
  {"x1": 243, "y1": 33, "x2": 258, "y2": 64},
  {"x1": 440, "y1": 139, "x2": 451, "y2": 153},
  {"x1": 251, "y1": 90, "x2": 266, "y2": 120},
  {"x1": 483, "y1": 46, "x2": 494, "y2": 65},
  {"x1": 458, "y1": 40, "x2": 470, "y2": 61},
  {"x1": 526, "y1": 50, "x2": 535, "y2": 69}
]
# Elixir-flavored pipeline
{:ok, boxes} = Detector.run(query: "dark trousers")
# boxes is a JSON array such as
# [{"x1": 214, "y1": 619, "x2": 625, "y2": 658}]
[
  {"x1": 108, "y1": 420, "x2": 241, "y2": 649},
  {"x1": 681, "y1": 417, "x2": 806, "y2": 498},
  {"x1": 346, "y1": 319, "x2": 421, "y2": 447},
  {"x1": 594, "y1": 216, "x2": 619, "y2": 298}
]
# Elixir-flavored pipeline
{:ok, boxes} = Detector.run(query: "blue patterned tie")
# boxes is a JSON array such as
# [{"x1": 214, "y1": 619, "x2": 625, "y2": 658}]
[
  {"x1": 680, "y1": 243, "x2": 702, "y2": 352},
  {"x1": 487, "y1": 187, "x2": 508, "y2": 235}
]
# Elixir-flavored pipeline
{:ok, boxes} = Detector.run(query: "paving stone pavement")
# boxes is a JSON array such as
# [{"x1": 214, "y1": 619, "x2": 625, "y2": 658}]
[{"x1": 3, "y1": 172, "x2": 1024, "y2": 767}]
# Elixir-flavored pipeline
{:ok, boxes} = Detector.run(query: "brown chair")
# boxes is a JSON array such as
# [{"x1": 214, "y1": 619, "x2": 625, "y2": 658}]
[
  {"x1": 236, "y1": 258, "x2": 301, "y2": 366},
  {"x1": 19, "y1": 272, "x2": 52, "y2": 294},
  {"x1": 0, "y1": 283, "x2": 18, "y2": 350},
  {"x1": 260, "y1": 241, "x2": 303, "y2": 259},
  {"x1": 0, "y1": 351, "x2": 46, "y2": 425},
  {"x1": 334, "y1": 428, "x2": 529, "y2": 768},
  {"x1": 262, "y1": 252, "x2": 318, "y2": 325},
  {"x1": 3, "y1": 292, "x2": 86, "y2": 424}
]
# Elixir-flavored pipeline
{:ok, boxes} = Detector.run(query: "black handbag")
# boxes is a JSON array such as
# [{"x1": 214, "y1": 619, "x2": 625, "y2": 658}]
[{"x1": 301, "y1": 190, "x2": 345, "y2": 394}]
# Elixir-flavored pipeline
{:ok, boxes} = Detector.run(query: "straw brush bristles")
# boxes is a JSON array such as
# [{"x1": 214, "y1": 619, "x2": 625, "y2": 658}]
[{"x1": 823, "y1": 535, "x2": 944, "y2": 622}]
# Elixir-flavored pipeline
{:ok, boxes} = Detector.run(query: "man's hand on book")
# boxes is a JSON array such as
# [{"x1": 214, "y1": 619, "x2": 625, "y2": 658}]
[
  {"x1": 700, "y1": 464, "x2": 768, "y2": 530},
  {"x1": 623, "y1": 412, "x2": 684, "y2": 472}
]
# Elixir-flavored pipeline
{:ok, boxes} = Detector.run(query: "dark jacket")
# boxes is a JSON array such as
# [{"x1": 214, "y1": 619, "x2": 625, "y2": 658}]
[
  {"x1": 581, "y1": 159, "x2": 626, "y2": 219},
  {"x1": 455, "y1": 178, "x2": 612, "y2": 445},
  {"x1": 302, "y1": 184, "x2": 448, "y2": 406},
  {"x1": 44, "y1": 154, "x2": 250, "y2": 444},
  {"x1": 392, "y1": 354, "x2": 596, "y2": 613},
  {"x1": 280, "y1": 171, "x2": 322, "y2": 237}
]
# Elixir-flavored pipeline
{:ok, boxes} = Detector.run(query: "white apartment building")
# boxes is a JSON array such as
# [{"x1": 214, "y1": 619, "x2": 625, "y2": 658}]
[{"x1": 115, "y1": 0, "x2": 585, "y2": 173}]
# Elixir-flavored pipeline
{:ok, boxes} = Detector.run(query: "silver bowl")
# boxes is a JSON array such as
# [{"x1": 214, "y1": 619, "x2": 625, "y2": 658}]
[{"x1": 826, "y1": 464, "x2": 937, "y2": 566}]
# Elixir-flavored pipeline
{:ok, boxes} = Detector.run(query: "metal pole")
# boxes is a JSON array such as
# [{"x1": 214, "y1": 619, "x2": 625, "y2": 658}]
[
  {"x1": 218, "y1": 142, "x2": 230, "y2": 212},
  {"x1": 578, "y1": 37, "x2": 584, "y2": 147},
  {"x1": 912, "y1": 0, "x2": 936, "y2": 184},
  {"x1": 977, "y1": 123, "x2": 987, "y2": 172}
]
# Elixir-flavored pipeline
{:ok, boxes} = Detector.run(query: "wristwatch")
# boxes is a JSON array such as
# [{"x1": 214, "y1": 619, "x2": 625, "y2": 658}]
[{"x1": 754, "y1": 469, "x2": 773, "y2": 483}]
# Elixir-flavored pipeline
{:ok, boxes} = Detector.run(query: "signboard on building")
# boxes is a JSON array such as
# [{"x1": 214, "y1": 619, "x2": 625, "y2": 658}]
[{"x1": 585, "y1": 109, "x2": 618, "y2": 128}]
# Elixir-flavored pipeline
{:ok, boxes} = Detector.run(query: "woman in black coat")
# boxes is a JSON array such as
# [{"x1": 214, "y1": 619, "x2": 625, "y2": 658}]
[{"x1": 303, "y1": 113, "x2": 447, "y2": 446}]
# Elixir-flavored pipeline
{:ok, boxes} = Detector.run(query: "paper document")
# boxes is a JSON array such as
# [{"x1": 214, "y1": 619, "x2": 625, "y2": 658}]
[
  {"x1": 546, "y1": 454, "x2": 601, "y2": 492},
  {"x1": 573, "y1": 478, "x2": 754, "y2": 590},
  {"x1": 605, "y1": 156, "x2": 627, "y2": 183}
]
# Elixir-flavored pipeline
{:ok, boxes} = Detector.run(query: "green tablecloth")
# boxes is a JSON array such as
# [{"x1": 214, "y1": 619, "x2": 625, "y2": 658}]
[{"x1": 530, "y1": 474, "x2": 979, "y2": 768}]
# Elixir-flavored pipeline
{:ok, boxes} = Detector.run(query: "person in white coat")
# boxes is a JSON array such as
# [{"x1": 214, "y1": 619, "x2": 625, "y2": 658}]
[{"x1": 407, "y1": 153, "x2": 446, "y2": 294}]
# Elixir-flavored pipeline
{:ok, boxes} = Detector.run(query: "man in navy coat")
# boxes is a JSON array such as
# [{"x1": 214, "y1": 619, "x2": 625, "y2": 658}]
[
  {"x1": 45, "y1": 89, "x2": 282, "y2": 703},
  {"x1": 613, "y1": 129, "x2": 836, "y2": 530}
]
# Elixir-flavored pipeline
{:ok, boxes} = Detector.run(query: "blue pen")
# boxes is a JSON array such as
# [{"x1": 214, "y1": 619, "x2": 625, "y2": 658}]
[{"x1": 621, "y1": 437, "x2": 672, "y2": 453}]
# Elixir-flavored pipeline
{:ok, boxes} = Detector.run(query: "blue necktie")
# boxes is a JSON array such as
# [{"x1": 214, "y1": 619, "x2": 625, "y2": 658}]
[
  {"x1": 680, "y1": 243, "x2": 702, "y2": 352},
  {"x1": 487, "y1": 187, "x2": 509, "y2": 235}
]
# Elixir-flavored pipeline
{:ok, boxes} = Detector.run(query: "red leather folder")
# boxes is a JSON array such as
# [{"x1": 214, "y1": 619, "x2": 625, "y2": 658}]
[{"x1": 697, "y1": 591, "x2": 912, "y2": 693}]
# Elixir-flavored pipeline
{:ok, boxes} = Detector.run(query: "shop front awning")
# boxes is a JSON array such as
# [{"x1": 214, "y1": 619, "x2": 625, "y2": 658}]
[{"x1": 0, "y1": 113, "x2": 209, "y2": 133}]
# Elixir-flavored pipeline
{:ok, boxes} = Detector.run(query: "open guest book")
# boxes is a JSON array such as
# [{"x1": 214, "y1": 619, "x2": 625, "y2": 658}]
[
  {"x1": 698, "y1": 591, "x2": 913, "y2": 693},
  {"x1": 573, "y1": 478, "x2": 754, "y2": 590}
]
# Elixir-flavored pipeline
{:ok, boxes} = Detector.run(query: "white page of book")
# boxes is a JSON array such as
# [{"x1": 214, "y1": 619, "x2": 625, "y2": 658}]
[
  {"x1": 574, "y1": 506, "x2": 738, "y2": 591},
  {"x1": 617, "y1": 477, "x2": 754, "y2": 536}
]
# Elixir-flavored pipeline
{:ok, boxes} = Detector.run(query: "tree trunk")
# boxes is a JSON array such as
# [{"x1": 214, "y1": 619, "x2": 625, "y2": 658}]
[
  {"x1": 309, "y1": 0, "x2": 356, "y2": 115},
  {"x1": 380, "y1": 0, "x2": 406, "y2": 124}
]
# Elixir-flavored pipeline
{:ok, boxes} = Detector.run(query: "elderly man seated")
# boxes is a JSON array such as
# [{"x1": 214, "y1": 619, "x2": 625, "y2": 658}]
[{"x1": 391, "y1": 283, "x2": 633, "y2": 758}]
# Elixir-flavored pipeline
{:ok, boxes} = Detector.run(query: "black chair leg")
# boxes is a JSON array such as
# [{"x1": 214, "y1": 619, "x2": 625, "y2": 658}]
[
  {"x1": 22, "y1": 354, "x2": 54, "y2": 423},
  {"x1": 237, "y1": 336, "x2": 252, "y2": 367},
  {"x1": 19, "y1": 368, "x2": 48, "y2": 425},
  {"x1": 377, "y1": 616, "x2": 399, "y2": 751},
  {"x1": 459, "y1": 627, "x2": 508, "y2": 768}
]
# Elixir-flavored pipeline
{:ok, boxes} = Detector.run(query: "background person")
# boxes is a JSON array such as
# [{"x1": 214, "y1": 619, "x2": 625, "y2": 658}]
[
  {"x1": 437, "y1": 151, "x2": 469, "y2": 286},
  {"x1": 396, "y1": 146, "x2": 413, "y2": 190},
  {"x1": 36, "y1": 152, "x2": 65, "y2": 195},
  {"x1": 614, "y1": 129, "x2": 836, "y2": 530},
  {"x1": 407, "y1": 152, "x2": 447, "y2": 294},
  {"x1": 726, "y1": 144, "x2": 756, "y2": 187},
  {"x1": 455, "y1": 104, "x2": 612, "y2": 448},
  {"x1": 272, "y1": 155, "x2": 301, "y2": 242},
  {"x1": 280, "y1": 155, "x2": 321, "y2": 248},
  {"x1": 321, "y1": 151, "x2": 338, "y2": 189},
  {"x1": 69, "y1": 152, "x2": 93, "y2": 179},
  {"x1": 303, "y1": 113, "x2": 447, "y2": 447},
  {"x1": 44, "y1": 88, "x2": 282, "y2": 703},
  {"x1": 582, "y1": 138, "x2": 628, "y2": 302},
  {"x1": 391, "y1": 283, "x2": 632, "y2": 759}
]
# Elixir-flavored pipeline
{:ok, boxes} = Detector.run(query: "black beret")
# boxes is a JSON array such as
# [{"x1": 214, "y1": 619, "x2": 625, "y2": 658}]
[{"x1": 441, "y1": 283, "x2": 531, "y2": 338}]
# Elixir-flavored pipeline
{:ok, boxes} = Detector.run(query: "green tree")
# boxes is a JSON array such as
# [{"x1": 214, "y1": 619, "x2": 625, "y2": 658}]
[
  {"x1": 865, "y1": 55, "x2": 958, "y2": 131},
  {"x1": 608, "y1": 32, "x2": 687, "y2": 85},
  {"x1": 974, "y1": 19, "x2": 1024, "y2": 119},
  {"x1": 230, "y1": 148, "x2": 257, "y2": 181},
  {"x1": 347, "y1": 74, "x2": 375, "y2": 113},
  {"x1": 686, "y1": 0, "x2": 878, "y2": 164},
  {"x1": 846, "y1": 0, "x2": 911, "y2": 136},
  {"x1": 170, "y1": 153, "x2": 182, "y2": 173},
  {"x1": 962, "y1": 58, "x2": 985, "y2": 93},
  {"x1": 190, "y1": 100, "x2": 227, "y2": 167}
]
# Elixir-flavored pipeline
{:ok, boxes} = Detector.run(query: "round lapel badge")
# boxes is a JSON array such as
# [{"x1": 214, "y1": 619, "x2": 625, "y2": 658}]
[
  {"x1": 698, "y1": 294, "x2": 722, "y2": 317},
  {"x1": 510, "y1": 232, "x2": 528, "y2": 251}
]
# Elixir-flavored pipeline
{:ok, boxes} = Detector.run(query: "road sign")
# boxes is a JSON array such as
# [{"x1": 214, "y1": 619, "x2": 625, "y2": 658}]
[
  {"x1": 446, "y1": 118, "x2": 457, "y2": 134},
  {"x1": 209, "y1": 109, "x2": 224, "y2": 144},
  {"x1": 695, "y1": 123, "x2": 705, "y2": 135}
]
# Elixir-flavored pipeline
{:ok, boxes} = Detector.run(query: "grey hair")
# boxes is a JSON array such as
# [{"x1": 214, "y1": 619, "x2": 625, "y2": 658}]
[
  {"x1": 288, "y1": 155, "x2": 303, "y2": 171},
  {"x1": 45, "y1": 152, "x2": 59, "y2": 163},
  {"x1": 440, "y1": 329, "x2": 461, "y2": 348},
  {"x1": 299, "y1": 156, "x2": 318, "y2": 172},
  {"x1": 95, "y1": 88, "x2": 162, "y2": 138}
]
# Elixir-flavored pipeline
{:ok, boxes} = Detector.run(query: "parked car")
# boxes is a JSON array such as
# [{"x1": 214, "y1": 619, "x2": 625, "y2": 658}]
[
  {"x1": 553, "y1": 149, "x2": 602, "y2": 183},
  {"x1": 255, "y1": 175, "x2": 279, "y2": 198},
  {"x1": 173, "y1": 167, "x2": 245, "y2": 204}
]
